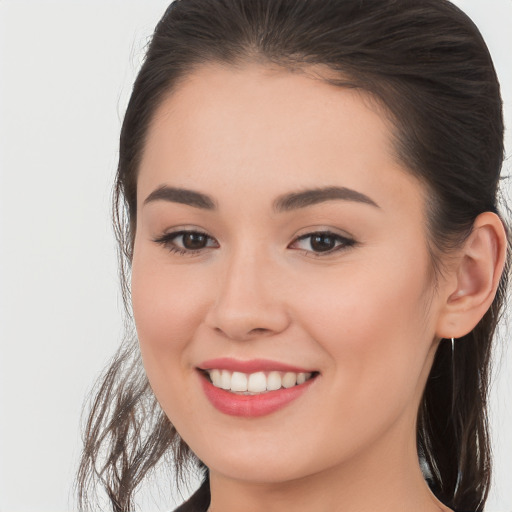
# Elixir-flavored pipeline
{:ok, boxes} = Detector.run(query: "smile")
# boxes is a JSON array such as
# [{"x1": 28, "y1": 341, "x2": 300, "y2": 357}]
[
  {"x1": 203, "y1": 369, "x2": 315, "y2": 394},
  {"x1": 197, "y1": 358, "x2": 319, "y2": 417}
]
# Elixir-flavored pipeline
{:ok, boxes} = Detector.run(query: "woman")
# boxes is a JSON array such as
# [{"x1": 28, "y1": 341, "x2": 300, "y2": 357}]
[{"x1": 76, "y1": 1, "x2": 509, "y2": 511}]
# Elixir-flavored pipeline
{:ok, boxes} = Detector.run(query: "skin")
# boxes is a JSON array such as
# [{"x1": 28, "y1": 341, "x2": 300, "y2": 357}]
[{"x1": 131, "y1": 63, "x2": 505, "y2": 512}]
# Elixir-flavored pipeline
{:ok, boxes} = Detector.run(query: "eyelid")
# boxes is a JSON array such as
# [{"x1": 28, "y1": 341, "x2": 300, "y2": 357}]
[
  {"x1": 288, "y1": 230, "x2": 357, "y2": 257},
  {"x1": 153, "y1": 227, "x2": 357, "y2": 257},
  {"x1": 153, "y1": 228, "x2": 219, "y2": 255},
  {"x1": 292, "y1": 226, "x2": 355, "y2": 241}
]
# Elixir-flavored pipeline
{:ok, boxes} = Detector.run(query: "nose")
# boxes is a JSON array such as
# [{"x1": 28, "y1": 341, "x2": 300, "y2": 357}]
[{"x1": 204, "y1": 248, "x2": 291, "y2": 341}]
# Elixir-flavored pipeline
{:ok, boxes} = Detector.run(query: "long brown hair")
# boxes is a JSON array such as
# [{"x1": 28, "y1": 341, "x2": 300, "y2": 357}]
[{"x1": 76, "y1": 1, "x2": 510, "y2": 510}]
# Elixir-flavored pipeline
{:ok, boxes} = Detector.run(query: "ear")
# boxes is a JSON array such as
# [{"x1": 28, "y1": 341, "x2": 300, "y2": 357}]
[{"x1": 436, "y1": 212, "x2": 507, "y2": 339}]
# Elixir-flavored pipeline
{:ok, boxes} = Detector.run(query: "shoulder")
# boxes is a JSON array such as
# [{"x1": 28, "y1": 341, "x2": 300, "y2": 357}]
[{"x1": 171, "y1": 477, "x2": 210, "y2": 512}]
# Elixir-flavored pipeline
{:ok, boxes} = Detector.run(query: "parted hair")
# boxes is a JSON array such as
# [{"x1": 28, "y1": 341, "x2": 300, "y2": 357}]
[{"x1": 76, "y1": 1, "x2": 509, "y2": 511}]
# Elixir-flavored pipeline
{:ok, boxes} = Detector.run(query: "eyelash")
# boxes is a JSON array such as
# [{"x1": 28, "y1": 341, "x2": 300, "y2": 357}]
[
  {"x1": 153, "y1": 230, "x2": 218, "y2": 256},
  {"x1": 153, "y1": 229, "x2": 356, "y2": 258}
]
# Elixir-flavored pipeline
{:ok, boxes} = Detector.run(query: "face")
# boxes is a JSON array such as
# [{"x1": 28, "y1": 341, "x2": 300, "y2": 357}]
[{"x1": 131, "y1": 63, "x2": 446, "y2": 484}]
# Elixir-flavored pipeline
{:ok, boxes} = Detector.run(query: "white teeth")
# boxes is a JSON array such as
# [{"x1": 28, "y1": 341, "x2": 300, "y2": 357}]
[
  {"x1": 297, "y1": 372, "x2": 307, "y2": 385},
  {"x1": 230, "y1": 371, "x2": 248, "y2": 392},
  {"x1": 248, "y1": 371, "x2": 267, "y2": 392},
  {"x1": 206, "y1": 369, "x2": 314, "y2": 393},
  {"x1": 267, "y1": 371, "x2": 282, "y2": 391},
  {"x1": 282, "y1": 372, "x2": 297, "y2": 388},
  {"x1": 210, "y1": 369, "x2": 222, "y2": 387},
  {"x1": 220, "y1": 370, "x2": 231, "y2": 390}
]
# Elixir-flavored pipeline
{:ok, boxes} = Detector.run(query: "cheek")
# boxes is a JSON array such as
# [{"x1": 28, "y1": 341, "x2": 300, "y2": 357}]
[
  {"x1": 130, "y1": 253, "x2": 216, "y2": 426},
  {"x1": 130, "y1": 249, "x2": 211, "y2": 374},
  {"x1": 294, "y1": 247, "x2": 434, "y2": 414},
  {"x1": 298, "y1": 257, "x2": 430, "y2": 341}
]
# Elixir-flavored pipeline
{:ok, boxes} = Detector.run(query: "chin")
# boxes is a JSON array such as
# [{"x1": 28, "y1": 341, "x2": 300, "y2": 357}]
[
  {"x1": 186, "y1": 429, "x2": 334, "y2": 485},
  {"x1": 205, "y1": 454, "x2": 314, "y2": 484}
]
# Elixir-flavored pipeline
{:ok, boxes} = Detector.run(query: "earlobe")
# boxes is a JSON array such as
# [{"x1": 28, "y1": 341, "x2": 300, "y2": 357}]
[{"x1": 437, "y1": 212, "x2": 507, "y2": 339}]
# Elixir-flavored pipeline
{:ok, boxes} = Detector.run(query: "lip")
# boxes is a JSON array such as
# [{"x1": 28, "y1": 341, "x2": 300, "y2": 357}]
[
  {"x1": 197, "y1": 357, "x2": 315, "y2": 374},
  {"x1": 197, "y1": 361, "x2": 318, "y2": 418}
]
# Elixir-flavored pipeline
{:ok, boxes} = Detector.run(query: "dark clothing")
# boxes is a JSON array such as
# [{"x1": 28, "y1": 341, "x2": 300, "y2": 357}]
[
  {"x1": 172, "y1": 473, "x2": 445, "y2": 511},
  {"x1": 173, "y1": 475, "x2": 210, "y2": 512}
]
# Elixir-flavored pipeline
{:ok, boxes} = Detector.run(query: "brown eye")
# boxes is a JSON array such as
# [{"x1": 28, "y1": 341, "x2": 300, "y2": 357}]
[
  {"x1": 153, "y1": 230, "x2": 218, "y2": 255},
  {"x1": 310, "y1": 234, "x2": 337, "y2": 252},
  {"x1": 290, "y1": 231, "x2": 356, "y2": 256},
  {"x1": 182, "y1": 232, "x2": 209, "y2": 250}
]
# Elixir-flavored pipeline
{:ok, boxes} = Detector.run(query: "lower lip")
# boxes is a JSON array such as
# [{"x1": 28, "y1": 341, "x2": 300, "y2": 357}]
[{"x1": 199, "y1": 372, "x2": 316, "y2": 417}]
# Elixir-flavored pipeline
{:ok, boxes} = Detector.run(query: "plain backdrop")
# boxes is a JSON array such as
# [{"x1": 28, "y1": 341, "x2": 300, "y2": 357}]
[{"x1": 0, "y1": 1, "x2": 511, "y2": 511}]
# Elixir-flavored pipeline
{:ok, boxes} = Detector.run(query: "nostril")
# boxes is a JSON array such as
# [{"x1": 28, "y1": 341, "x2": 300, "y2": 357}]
[
  {"x1": 249, "y1": 328, "x2": 271, "y2": 335},
  {"x1": 213, "y1": 325, "x2": 273, "y2": 341},
  {"x1": 206, "y1": 298, "x2": 291, "y2": 341}
]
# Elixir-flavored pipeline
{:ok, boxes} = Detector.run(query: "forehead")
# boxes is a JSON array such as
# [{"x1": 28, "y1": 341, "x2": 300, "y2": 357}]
[{"x1": 138, "y1": 62, "x2": 426, "y2": 216}]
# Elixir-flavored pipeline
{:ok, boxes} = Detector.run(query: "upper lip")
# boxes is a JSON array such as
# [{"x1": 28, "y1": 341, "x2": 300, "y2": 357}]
[{"x1": 197, "y1": 357, "x2": 316, "y2": 374}]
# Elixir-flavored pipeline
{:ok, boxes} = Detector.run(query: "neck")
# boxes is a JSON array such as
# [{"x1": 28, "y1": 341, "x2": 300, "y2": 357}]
[{"x1": 207, "y1": 419, "x2": 451, "y2": 512}]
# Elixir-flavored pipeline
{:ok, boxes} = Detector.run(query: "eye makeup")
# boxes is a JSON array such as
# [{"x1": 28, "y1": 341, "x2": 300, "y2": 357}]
[{"x1": 153, "y1": 228, "x2": 357, "y2": 258}]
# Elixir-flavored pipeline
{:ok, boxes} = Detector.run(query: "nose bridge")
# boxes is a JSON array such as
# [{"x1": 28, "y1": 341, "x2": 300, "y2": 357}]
[{"x1": 205, "y1": 241, "x2": 289, "y2": 340}]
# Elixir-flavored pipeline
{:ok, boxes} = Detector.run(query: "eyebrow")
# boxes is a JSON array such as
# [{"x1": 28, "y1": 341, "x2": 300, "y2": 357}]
[
  {"x1": 272, "y1": 186, "x2": 379, "y2": 212},
  {"x1": 143, "y1": 185, "x2": 379, "y2": 212},
  {"x1": 144, "y1": 185, "x2": 217, "y2": 209}
]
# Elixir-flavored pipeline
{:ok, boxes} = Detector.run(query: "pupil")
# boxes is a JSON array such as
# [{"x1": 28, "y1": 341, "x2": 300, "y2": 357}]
[
  {"x1": 311, "y1": 234, "x2": 335, "y2": 252},
  {"x1": 184, "y1": 233, "x2": 206, "y2": 249}
]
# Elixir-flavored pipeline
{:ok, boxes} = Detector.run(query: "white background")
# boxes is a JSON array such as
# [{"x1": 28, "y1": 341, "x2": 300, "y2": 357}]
[{"x1": 0, "y1": 1, "x2": 510, "y2": 511}]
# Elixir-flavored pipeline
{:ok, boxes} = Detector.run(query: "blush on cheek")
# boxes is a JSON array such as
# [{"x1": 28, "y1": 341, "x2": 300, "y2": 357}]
[{"x1": 131, "y1": 266, "x2": 209, "y2": 385}]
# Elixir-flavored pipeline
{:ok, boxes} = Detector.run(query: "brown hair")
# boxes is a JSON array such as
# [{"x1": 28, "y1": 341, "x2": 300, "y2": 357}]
[{"x1": 77, "y1": 1, "x2": 509, "y2": 511}]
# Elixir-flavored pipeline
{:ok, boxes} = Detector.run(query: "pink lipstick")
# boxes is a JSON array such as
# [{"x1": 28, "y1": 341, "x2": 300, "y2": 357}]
[{"x1": 197, "y1": 358, "x2": 318, "y2": 417}]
